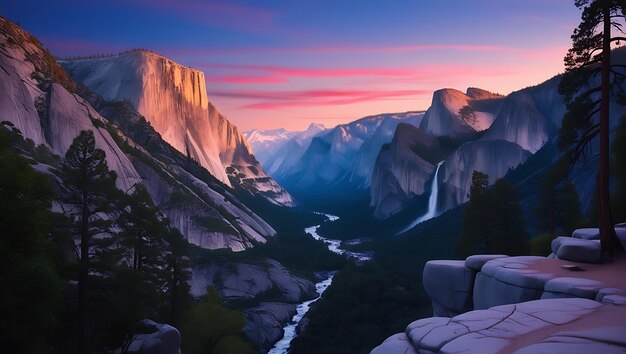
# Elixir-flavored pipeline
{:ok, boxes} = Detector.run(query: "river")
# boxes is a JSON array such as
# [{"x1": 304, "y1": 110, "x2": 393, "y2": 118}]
[{"x1": 267, "y1": 213, "x2": 372, "y2": 353}]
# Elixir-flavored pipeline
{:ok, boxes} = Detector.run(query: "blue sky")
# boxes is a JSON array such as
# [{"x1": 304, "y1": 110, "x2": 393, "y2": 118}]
[{"x1": 1, "y1": 0, "x2": 581, "y2": 130}]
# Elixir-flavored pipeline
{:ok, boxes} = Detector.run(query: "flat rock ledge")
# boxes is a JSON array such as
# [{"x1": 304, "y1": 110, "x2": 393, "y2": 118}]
[{"x1": 372, "y1": 228, "x2": 626, "y2": 354}]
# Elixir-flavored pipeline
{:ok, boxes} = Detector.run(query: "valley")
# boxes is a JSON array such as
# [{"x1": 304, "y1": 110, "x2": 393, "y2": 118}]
[{"x1": 2, "y1": 1, "x2": 626, "y2": 353}]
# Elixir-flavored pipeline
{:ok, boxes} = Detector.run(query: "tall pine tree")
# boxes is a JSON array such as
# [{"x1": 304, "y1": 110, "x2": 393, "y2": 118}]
[
  {"x1": 61, "y1": 130, "x2": 121, "y2": 353},
  {"x1": 559, "y1": 0, "x2": 626, "y2": 255}
]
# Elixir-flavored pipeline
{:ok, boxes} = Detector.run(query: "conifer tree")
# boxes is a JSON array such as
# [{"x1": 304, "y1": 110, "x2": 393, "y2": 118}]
[
  {"x1": 458, "y1": 172, "x2": 529, "y2": 257},
  {"x1": 0, "y1": 126, "x2": 61, "y2": 353},
  {"x1": 535, "y1": 166, "x2": 583, "y2": 237},
  {"x1": 61, "y1": 130, "x2": 121, "y2": 353},
  {"x1": 559, "y1": 0, "x2": 626, "y2": 255}
]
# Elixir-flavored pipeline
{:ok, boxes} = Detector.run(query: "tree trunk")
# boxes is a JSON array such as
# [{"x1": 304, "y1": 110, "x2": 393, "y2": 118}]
[
  {"x1": 79, "y1": 196, "x2": 90, "y2": 354},
  {"x1": 599, "y1": 3, "x2": 624, "y2": 256}
]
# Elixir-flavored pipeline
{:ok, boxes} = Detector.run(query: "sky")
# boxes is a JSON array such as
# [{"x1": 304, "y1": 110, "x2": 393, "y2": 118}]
[{"x1": 1, "y1": 0, "x2": 581, "y2": 131}]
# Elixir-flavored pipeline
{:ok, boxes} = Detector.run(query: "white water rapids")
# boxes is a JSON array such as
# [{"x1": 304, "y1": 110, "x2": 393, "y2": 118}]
[
  {"x1": 397, "y1": 161, "x2": 444, "y2": 235},
  {"x1": 268, "y1": 213, "x2": 371, "y2": 353}
]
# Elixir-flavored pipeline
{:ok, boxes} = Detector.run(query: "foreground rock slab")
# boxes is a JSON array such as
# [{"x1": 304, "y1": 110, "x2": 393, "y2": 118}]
[{"x1": 372, "y1": 298, "x2": 626, "y2": 354}]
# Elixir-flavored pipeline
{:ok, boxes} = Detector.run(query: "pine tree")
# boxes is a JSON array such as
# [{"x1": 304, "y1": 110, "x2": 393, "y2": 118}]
[
  {"x1": 0, "y1": 126, "x2": 62, "y2": 353},
  {"x1": 559, "y1": 0, "x2": 626, "y2": 255},
  {"x1": 458, "y1": 172, "x2": 529, "y2": 257},
  {"x1": 535, "y1": 165, "x2": 583, "y2": 237},
  {"x1": 612, "y1": 115, "x2": 626, "y2": 222},
  {"x1": 164, "y1": 228, "x2": 192, "y2": 326},
  {"x1": 457, "y1": 171, "x2": 490, "y2": 257},
  {"x1": 60, "y1": 130, "x2": 121, "y2": 353},
  {"x1": 488, "y1": 179, "x2": 530, "y2": 256},
  {"x1": 118, "y1": 185, "x2": 168, "y2": 309}
]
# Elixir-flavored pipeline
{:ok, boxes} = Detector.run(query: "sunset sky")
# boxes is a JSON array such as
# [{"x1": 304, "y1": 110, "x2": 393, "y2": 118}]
[{"x1": 1, "y1": 0, "x2": 581, "y2": 131}]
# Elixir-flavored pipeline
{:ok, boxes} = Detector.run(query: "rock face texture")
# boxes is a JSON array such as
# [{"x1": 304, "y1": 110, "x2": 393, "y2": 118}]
[
  {"x1": 0, "y1": 17, "x2": 276, "y2": 250},
  {"x1": 371, "y1": 298, "x2": 619, "y2": 354},
  {"x1": 62, "y1": 50, "x2": 294, "y2": 206},
  {"x1": 370, "y1": 124, "x2": 436, "y2": 218},
  {"x1": 480, "y1": 91, "x2": 550, "y2": 153},
  {"x1": 190, "y1": 259, "x2": 317, "y2": 351},
  {"x1": 0, "y1": 18, "x2": 142, "y2": 192},
  {"x1": 374, "y1": 235, "x2": 626, "y2": 353},
  {"x1": 439, "y1": 139, "x2": 531, "y2": 208},
  {"x1": 243, "y1": 302, "x2": 297, "y2": 351},
  {"x1": 419, "y1": 88, "x2": 501, "y2": 137},
  {"x1": 127, "y1": 320, "x2": 181, "y2": 354},
  {"x1": 190, "y1": 258, "x2": 315, "y2": 301}
]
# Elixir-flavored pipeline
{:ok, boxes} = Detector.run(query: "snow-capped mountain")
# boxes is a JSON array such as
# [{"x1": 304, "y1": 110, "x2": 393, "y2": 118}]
[
  {"x1": 0, "y1": 17, "x2": 279, "y2": 250},
  {"x1": 61, "y1": 50, "x2": 295, "y2": 207},
  {"x1": 243, "y1": 123, "x2": 326, "y2": 169},
  {"x1": 267, "y1": 112, "x2": 424, "y2": 200}
]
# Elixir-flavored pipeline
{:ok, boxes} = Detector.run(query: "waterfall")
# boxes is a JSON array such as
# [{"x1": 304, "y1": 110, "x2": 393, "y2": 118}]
[{"x1": 397, "y1": 161, "x2": 444, "y2": 235}]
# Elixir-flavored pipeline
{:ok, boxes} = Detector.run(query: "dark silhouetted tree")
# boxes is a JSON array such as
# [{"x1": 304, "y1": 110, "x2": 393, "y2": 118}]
[
  {"x1": 559, "y1": 0, "x2": 626, "y2": 255},
  {"x1": 458, "y1": 172, "x2": 529, "y2": 257},
  {"x1": 0, "y1": 126, "x2": 62, "y2": 353},
  {"x1": 612, "y1": 115, "x2": 626, "y2": 222},
  {"x1": 487, "y1": 179, "x2": 530, "y2": 256},
  {"x1": 535, "y1": 164, "x2": 584, "y2": 237},
  {"x1": 61, "y1": 130, "x2": 121, "y2": 353},
  {"x1": 163, "y1": 228, "x2": 192, "y2": 326},
  {"x1": 457, "y1": 171, "x2": 489, "y2": 257}
]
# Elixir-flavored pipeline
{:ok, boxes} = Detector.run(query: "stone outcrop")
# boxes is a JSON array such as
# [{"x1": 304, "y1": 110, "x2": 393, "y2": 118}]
[
  {"x1": 191, "y1": 258, "x2": 317, "y2": 351},
  {"x1": 243, "y1": 302, "x2": 297, "y2": 351},
  {"x1": 127, "y1": 319, "x2": 181, "y2": 354},
  {"x1": 372, "y1": 298, "x2": 626, "y2": 354},
  {"x1": 373, "y1": 227, "x2": 626, "y2": 353}
]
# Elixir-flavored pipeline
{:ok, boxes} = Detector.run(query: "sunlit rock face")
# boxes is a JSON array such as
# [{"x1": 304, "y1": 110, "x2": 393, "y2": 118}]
[
  {"x1": 419, "y1": 88, "x2": 501, "y2": 137},
  {"x1": 62, "y1": 51, "x2": 229, "y2": 184},
  {"x1": 62, "y1": 51, "x2": 295, "y2": 206},
  {"x1": 0, "y1": 18, "x2": 276, "y2": 250},
  {"x1": 370, "y1": 124, "x2": 435, "y2": 219}
]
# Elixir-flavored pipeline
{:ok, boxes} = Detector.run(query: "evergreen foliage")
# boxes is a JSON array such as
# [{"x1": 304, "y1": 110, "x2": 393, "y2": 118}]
[
  {"x1": 180, "y1": 288, "x2": 253, "y2": 354},
  {"x1": 559, "y1": 0, "x2": 626, "y2": 255},
  {"x1": 535, "y1": 164, "x2": 584, "y2": 237},
  {"x1": 612, "y1": 115, "x2": 626, "y2": 223},
  {"x1": 0, "y1": 126, "x2": 62, "y2": 354},
  {"x1": 60, "y1": 130, "x2": 122, "y2": 352},
  {"x1": 457, "y1": 171, "x2": 530, "y2": 257}
]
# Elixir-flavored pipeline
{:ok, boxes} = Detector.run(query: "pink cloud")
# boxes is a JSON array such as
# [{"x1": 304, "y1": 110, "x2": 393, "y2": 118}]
[
  {"x1": 199, "y1": 63, "x2": 512, "y2": 86},
  {"x1": 207, "y1": 88, "x2": 431, "y2": 110},
  {"x1": 161, "y1": 43, "x2": 568, "y2": 58},
  {"x1": 205, "y1": 63, "x2": 418, "y2": 78},
  {"x1": 205, "y1": 75, "x2": 287, "y2": 84}
]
